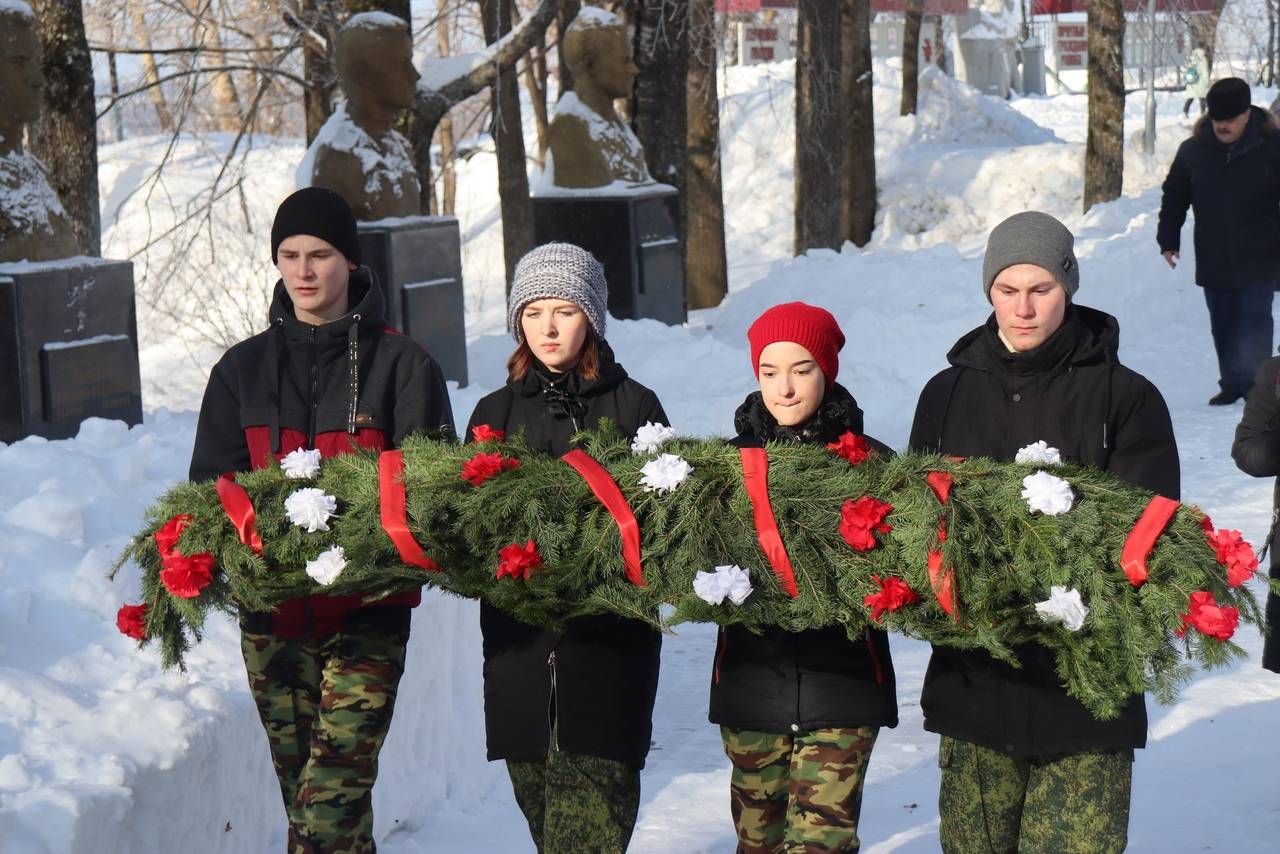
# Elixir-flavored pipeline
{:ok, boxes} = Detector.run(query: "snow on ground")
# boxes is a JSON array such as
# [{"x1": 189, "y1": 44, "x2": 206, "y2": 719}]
[{"x1": 3, "y1": 62, "x2": 1280, "y2": 852}]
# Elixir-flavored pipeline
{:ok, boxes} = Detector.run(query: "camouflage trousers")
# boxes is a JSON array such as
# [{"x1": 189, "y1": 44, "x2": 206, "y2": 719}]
[
  {"x1": 506, "y1": 749, "x2": 642, "y2": 854},
  {"x1": 721, "y1": 725, "x2": 879, "y2": 854},
  {"x1": 240, "y1": 625, "x2": 408, "y2": 854},
  {"x1": 937, "y1": 736, "x2": 1134, "y2": 854}
]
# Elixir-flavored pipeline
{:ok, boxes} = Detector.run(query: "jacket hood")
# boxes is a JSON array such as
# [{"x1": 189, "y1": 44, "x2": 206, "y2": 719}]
[
  {"x1": 1192, "y1": 105, "x2": 1280, "y2": 146},
  {"x1": 268, "y1": 266, "x2": 385, "y2": 340},
  {"x1": 947, "y1": 304, "x2": 1120, "y2": 376},
  {"x1": 733, "y1": 382, "x2": 865, "y2": 445}
]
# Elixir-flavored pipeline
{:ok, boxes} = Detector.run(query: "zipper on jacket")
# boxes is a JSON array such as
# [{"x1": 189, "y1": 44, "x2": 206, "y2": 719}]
[
  {"x1": 307, "y1": 325, "x2": 319, "y2": 445},
  {"x1": 547, "y1": 650, "x2": 559, "y2": 752},
  {"x1": 712, "y1": 627, "x2": 728, "y2": 685}
]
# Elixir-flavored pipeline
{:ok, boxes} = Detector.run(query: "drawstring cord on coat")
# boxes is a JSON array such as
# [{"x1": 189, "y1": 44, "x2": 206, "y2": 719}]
[
  {"x1": 347, "y1": 315, "x2": 362, "y2": 435},
  {"x1": 268, "y1": 317, "x2": 285, "y2": 454}
]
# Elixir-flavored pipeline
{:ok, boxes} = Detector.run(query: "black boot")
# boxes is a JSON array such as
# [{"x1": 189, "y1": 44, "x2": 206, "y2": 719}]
[{"x1": 1208, "y1": 390, "x2": 1243, "y2": 405}]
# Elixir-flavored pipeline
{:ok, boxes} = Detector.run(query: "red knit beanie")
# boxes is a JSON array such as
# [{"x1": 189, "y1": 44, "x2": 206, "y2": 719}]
[{"x1": 747, "y1": 302, "x2": 845, "y2": 389}]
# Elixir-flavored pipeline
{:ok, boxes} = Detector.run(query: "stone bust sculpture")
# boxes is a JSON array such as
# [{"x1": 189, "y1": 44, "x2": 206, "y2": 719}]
[
  {"x1": 0, "y1": 1, "x2": 80, "y2": 263},
  {"x1": 301, "y1": 12, "x2": 421, "y2": 220},
  {"x1": 547, "y1": 8, "x2": 653, "y2": 189}
]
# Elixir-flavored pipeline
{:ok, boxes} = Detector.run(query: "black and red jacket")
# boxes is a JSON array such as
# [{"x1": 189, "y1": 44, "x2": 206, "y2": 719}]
[
  {"x1": 188, "y1": 268, "x2": 454, "y2": 637},
  {"x1": 708, "y1": 385, "x2": 899, "y2": 733}
]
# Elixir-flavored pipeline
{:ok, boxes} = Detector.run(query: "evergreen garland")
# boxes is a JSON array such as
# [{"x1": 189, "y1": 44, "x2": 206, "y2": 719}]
[{"x1": 113, "y1": 426, "x2": 1275, "y2": 720}]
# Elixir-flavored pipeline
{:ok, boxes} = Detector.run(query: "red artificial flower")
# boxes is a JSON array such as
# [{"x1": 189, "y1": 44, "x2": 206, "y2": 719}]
[
  {"x1": 159, "y1": 551, "x2": 215, "y2": 599},
  {"x1": 460, "y1": 451, "x2": 520, "y2": 486},
  {"x1": 827, "y1": 432, "x2": 872, "y2": 466},
  {"x1": 839, "y1": 496, "x2": 894, "y2": 552},
  {"x1": 864, "y1": 575, "x2": 921, "y2": 622},
  {"x1": 1208, "y1": 529, "x2": 1258, "y2": 587},
  {"x1": 1198, "y1": 512, "x2": 1214, "y2": 535},
  {"x1": 471, "y1": 424, "x2": 506, "y2": 444},
  {"x1": 154, "y1": 514, "x2": 193, "y2": 557},
  {"x1": 926, "y1": 471, "x2": 953, "y2": 505},
  {"x1": 1177, "y1": 591, "x2": 1239, "y2": 641},
  {"x1": 496, "y1": 540, "x2": 543, "y2": 580},
  {"x1": 116, "y1": 603, "x2": 148, "y2": 640}
]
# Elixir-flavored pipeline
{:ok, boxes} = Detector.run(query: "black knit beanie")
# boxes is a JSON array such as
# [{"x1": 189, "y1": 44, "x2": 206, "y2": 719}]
[
  {"x1": 270, "y1": 187, "x2": 362, "y2": 265},
  {"x1": 1207, "y1": 78, "x2": 1252, "y2": 121}
]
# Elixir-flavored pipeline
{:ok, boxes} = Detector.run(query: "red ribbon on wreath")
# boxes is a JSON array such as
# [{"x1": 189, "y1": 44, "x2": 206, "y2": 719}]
[
  {"x1": 738, "y1": 448, "x2": 799, "y2": 599},
  {"x1": 561, "y1": 449, "x2": 645, "y2": 587},
  {"x1": 216, "y1": 473, "x2": 263, "y2": 555},
  {"x1": 1120, "y1": 495, "x2": 1181, "y2": 587},
  {"x1": 378, "y1": 450, "x2": 441, "y2": 572},
  {"x1": 926, "y1": 471, "x2": 957, "y2": 620}
]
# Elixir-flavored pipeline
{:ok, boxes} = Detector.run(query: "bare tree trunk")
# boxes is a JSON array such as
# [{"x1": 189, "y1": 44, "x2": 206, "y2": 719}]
[
  {"x1": 686, "y1": 0, "x2": 726, "y2": 309},
  {"x1": 556, "y1": 0, "x2": 582, "y2": 100},
  {"x1": 631, "y1": 1, "x2": 689, "y2": 191},
  {"x1": 841, "y1": 0, "x2": 875, "y2": 247},
  {"x1": 204, "y1": 18, "x2": 245, "y2": 132},
  {"x1": 1190, "y1": 0, "x2": 1229, "y2": 69},
  {"x1": 479, "y1": 0, "x2": 533, "y2": 290},
  {"x1": 933, "y1": 14, "x2": 946, "y2": 71},
  {"x1": 127, "y1": 4, "x2": 175, "y2": 132},
  {"x1": 107, "y1": 50, "x2": 124, "y2": 142},
  {"x1": 1268, "y1": 0, "x2": 1276, "y2": 87},
  {"x1": 437, "y1": 13, "x2": 458, "y2": 216},
  {"x1": 301, "y1": 0, "x2": 336, "y2": 144},
  {"x1": 1084, "y1": 0, "x2": 1124, "y2": 213},
  {"x1": 521, "y1": 25, "x2": 551, "y2": 169},
  {"x1": 900, "y1": 0, "x2": 922, "y2": 115},
  {"x1": 795, "y1": 0, "x2": 842, "y2": 254},
  {"x1": 30, "y1": 0, "x2": 100, "y2": 256}
]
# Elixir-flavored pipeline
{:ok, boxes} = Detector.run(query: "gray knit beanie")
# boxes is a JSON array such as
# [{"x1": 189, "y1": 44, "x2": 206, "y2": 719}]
[
  {"x1": 982, "y1": 211, "x2": 1079, "y2": 300},
  {"x1": 507, "y1": 242, "x2": 609, "y2": 341}
]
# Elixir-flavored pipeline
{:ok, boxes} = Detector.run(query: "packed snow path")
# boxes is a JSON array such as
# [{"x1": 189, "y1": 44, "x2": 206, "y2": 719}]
[{"x1": 2, "y1": 62, "x2": 1279, "y2": 852}]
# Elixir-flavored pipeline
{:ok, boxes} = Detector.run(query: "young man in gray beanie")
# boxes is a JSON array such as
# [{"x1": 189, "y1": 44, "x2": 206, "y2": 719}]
[
  {"x1": 910, "y1": 211, "x2": 1180, "y2": 853},
  {"x1": 1158, "y1": 76, "x2": 1280, "y2": 405}
]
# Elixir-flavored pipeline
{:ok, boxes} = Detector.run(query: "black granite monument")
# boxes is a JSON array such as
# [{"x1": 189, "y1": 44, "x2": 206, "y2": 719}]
[
  {"x1": 0, "y1": 258, "x2": 144, "y2": 443},
  {"x1": 358, "y1": 216, "x2": 468, "y2": 388},
  {"x1": 531, "y1": 187, "x2": 686, "y2": 326}
]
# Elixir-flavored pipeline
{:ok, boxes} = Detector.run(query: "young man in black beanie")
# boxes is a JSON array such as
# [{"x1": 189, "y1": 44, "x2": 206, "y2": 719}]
[
  {"x1": 911, "y1": 211, "x2": 1179, "y2": 853},
  {"x1": 190, "y1": 186, "x2": 454, "y2": 853},
  {"x1": 1158, "y1": 77, "x2": 1280, "y2": 405}
]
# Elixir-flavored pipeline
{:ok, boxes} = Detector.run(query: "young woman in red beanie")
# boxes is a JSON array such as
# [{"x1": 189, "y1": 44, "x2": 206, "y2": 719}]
[{"x1": 710, "y1": 301, "x2": 897, "y2": 853}]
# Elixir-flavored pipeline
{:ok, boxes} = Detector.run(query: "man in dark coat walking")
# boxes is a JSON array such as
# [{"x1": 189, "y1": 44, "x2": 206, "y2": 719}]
[
  {"x1": 1157, "y1": 77, "x2": 1280, "y2": 405},
  {"x1": 910, "y1": 211, "x2": 1180, "y2": 853},
  {"x1": 1231, "y1": 355, "x2": 1280, "y2": 674}
]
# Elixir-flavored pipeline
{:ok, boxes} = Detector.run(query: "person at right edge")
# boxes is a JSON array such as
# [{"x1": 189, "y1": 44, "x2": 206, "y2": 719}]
[
  {"x1": 1231, "y1": 355, "x2": 1280, "y2": 676},
  {"x1": 910, "y1": 211, "x2": 1180, "y2": 853},
  {"x1": 1157, "y1": 76, "x2": 1280, "y2": 406}
]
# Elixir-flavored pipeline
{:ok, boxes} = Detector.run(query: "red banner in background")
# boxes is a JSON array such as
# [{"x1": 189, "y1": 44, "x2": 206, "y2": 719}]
[{"x1": 717, "y1": 0, "x2": 967, "y2": 11}]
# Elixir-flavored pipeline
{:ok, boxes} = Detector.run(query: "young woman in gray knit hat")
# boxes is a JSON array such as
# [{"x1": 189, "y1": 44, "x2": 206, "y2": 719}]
[{"x1": 466, "y1": 242, "x2": 669, "y2": 853}]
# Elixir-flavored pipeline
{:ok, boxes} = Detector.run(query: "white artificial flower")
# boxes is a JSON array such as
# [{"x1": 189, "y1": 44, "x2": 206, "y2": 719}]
[
  {"x1": 693, "y1": 564, "x2": 753, "y2": 606},
  {"x1": 631, "y1": 422, "x2": 678, "y2": 455},
  {"x1": 1015, "y1": 440, "x2": 1063, "y2": 466},
  {"x1": 1020, "y1": 471, "x2": 1074, "y2": 516},
  {"x1": 693, "y1": 569, "x2": 731, "y2": 605},
  {"x1": 305, "y1": 546, "x2": 347, "y2": 586},
  {"x1": 640, "y1": 453, "x2": 693, "y2": 494},
  {"x1": 722, "y1": 565, "x2": 754, "y2": 605},
  {"x1": 285, "y1": 487, "x2": 338, "y2": 532},
  {"x1": 1034, "y1": 585, "x2": 1089, "y2": 631},
  {"x1": 280, "y1": 448, "x2": 323, "y2": 479}
]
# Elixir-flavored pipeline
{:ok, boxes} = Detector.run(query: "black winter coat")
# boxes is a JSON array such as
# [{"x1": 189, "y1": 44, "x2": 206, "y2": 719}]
[
  {"x1": 189, "y1": 269, "x2": 454, "y2": 636},
  {"x1": 1231, "y1": 354, "x2": 1280, "y2": 673},
  {"x1": 1157, "y1": 106, "x2": 1280, "y2": 290},
  {"x1": 708, "y1": 385, "x2": 899, "y2": 733},
  {"x1": 909, "y1": 305, "x2": 1180, "y2": 756},
  {"x1": 466, "y1": 343, "x2": 668, "y2": 767}
]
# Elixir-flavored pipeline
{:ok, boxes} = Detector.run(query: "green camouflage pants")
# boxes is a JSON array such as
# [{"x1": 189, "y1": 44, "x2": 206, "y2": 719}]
[
  {"x1": 240, "y1": 625, "x2": 408, "y2": 854},
  {"x1": 937, "y1": 736, "x2": 1133, "y2": 854},
  {"x1": 721, "y1": 725, "x2": 879, "y2": 853},
  {"x1": 506, "y1": 749, "x2": 642, "y2": 854}
]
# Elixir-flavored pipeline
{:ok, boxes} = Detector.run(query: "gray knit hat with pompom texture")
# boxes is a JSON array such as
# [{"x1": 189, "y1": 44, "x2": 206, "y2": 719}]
[{"x1": 507, "y1": 242, "x2": 608, "y2": 342}]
